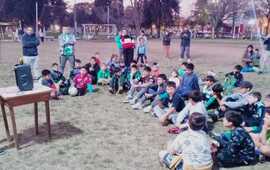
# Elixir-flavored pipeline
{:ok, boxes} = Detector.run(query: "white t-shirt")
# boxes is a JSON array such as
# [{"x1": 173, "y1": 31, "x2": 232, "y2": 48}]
[
  {"x1": 176, "y1": 101, "x2": 207, "y2": 125},
  {"x1": 170, "y1": 129, "x2": 212, "y2": 167}
]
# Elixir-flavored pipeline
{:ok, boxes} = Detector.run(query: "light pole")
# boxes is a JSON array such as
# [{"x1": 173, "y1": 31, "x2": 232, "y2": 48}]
[
  {"x1": 35, "y1": 1, "x2": 39, "y2": 35},
  {"x1": 74, "y1": 0, "x2": 78, "y2": 34}
]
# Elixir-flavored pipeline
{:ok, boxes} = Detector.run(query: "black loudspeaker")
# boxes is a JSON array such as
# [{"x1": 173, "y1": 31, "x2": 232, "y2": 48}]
[{"x1": 14, "y1": 64, "x2": 33, "y2": 91}]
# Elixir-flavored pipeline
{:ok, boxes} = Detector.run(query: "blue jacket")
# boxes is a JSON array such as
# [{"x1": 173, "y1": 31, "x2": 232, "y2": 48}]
[
  {"x1": 180, "y1": 30, "x2": 191, "y2": 47},
  {"x1": 177, "y1": 72, "x2": 200, "y2": 97},
  {"x1": 22, "y1": 33, "x2": 40, "y2": 56}
]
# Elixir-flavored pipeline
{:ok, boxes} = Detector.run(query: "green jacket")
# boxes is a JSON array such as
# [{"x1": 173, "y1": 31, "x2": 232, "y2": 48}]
[{"x1": 97, "y1": 69, "x2": 110, "y2": 80}]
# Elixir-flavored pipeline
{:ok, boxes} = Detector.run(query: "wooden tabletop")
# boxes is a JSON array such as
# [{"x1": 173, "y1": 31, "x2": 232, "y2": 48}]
[{"x1": 0, "y1": 84, "x2": 51, "y2": 100}]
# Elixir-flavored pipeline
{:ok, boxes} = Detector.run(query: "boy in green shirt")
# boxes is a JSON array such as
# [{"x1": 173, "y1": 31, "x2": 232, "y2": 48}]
[{"x1": 97, "y1": 63, "x2": 111, "y2": 85}]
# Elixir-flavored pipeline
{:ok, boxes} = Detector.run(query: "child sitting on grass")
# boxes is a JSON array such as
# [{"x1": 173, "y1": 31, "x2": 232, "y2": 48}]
[
  {"x1": 175, "y1": 90, "x2": 207, "y2": 127},
  {"x1": 169, "y1": 69, "x2": 181, "y2": 88},
  {"x1": 159, "y1": 112, "x2": 213, "y2": 170},
  {"x1": 178, "y1": 62, "x2": 188, "y2": 77},
  {"x1": 41, "y1": 69, "x2": 58, "y2": 99},
  {"x1": 202, "y1": 75, "x2": 217, "y2": 101},
  {"x1": 126, "y1": 66, "x2": 153, "y2": 104},
  {"x1": 251, "y1": 107, "x2": 270, "y2": 158},
  {"x1": 225, "y1": 64, "x2": 243, "y2": 88},
  {"x1": 107, "y1": 54, "x2": 120, "y2": 74},
  {"x1": 97, "y1": 63, "x2": 111, "y2": 85},
  {"x1": 69, "y1": 59, "x2": 82, "y2": 80},
  {"x1": 212, "y1": 110, "x2": 256, "y2": 168},
  {"x1": 243, "y1": 92, "x2": 265, "y2": 134},
  {"x1": 50, "y1": 63, "x2": 66, "y2": 84},
  {"x1": 152, "y1": 81, "x2": 185, "y2": 126},
  {"x1": 132, "y1": 74, "x2": 168, "y2": 110},
  {"x1": 219, "y1": 81, "x2": 253, "y2": 115},
  {"x1": 151, "y1": 62, "x2": 160, "y2": 79},
  {"x1": 73, "y1": 67, "x2": 92, "y2": 96},
  {"x1": 85, "y1": 56, "x2": 100, "y2": 85},
  {"x1": 176, "y1": 63, "x2": 200, "y2": 99}
]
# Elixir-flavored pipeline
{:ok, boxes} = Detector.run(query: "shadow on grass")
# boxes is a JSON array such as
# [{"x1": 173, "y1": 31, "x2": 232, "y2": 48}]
[{"x1": 1, "y1": 121, "x2": 83, "y2": 150}]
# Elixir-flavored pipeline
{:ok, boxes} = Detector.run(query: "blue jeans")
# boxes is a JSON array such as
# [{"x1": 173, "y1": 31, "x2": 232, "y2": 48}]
[
  {"x1": 180, "y1": 46, "x2": 190, "y2": 59},
  {"x1": 60, "y1": 55, "x2": 75, "y2": 73}
]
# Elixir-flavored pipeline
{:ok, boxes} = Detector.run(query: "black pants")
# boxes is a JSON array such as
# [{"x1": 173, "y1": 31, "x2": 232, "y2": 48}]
[
  {"x1": 137, "y1": 54, "x2": 146, "y2": 64},
  {"x1": 123, "y1": 48, "x2": 134, "y2": 68}
]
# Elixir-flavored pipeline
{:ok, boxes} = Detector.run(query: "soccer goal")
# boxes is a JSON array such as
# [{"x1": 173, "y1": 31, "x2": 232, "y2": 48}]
[{"x1": 82, "y1": 24, "x2": 117, "y2": 40}]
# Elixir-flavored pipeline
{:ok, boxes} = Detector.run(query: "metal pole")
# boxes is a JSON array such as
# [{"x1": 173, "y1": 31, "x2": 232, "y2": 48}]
[
  {"x1": 107, "y1": 5, "x2": 110, "y2": 25},
  {"x1": 74, "y1": 0, "x2": 78, "y2": 34},
  {"x1": 36, "y1": 1, "x2": 39, "y2": 35}
]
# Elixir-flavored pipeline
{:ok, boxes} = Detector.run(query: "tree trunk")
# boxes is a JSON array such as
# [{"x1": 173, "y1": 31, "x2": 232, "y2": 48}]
[{"x1": 266, "y1": 17, "x2": 270, "y2": 35}]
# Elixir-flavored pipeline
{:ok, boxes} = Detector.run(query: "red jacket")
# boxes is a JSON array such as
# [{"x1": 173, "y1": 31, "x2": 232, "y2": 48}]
[
  {"x1": 73, "y1": 73, "x2": 92, "y2": 89},
  {"x1": 121, "y1": 35, "x2": 135, "y2": 49}
]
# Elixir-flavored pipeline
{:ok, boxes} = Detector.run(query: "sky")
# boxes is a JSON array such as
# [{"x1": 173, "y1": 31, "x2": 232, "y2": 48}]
[{"x1": 65, "y1": 0, "x2": 196, "y2": 17}]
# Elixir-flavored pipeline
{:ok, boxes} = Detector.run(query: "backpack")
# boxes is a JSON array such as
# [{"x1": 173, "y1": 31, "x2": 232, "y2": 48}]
[
  {"x1": 223, "y1": 75, "x2": 237, "y2": 96},
  {"x1": 63, "y1": 44, "x2": 74, "y2": 57}
]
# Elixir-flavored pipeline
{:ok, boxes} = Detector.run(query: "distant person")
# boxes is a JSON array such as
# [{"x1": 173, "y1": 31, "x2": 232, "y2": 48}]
[
  {"x1": 115, "y1": 31, "x2": 123, "y2": 60},
  {"x1": 58, "y1": 27, "x2": 76, "y2": 73},
  {"x1": 162, "y1": 30, "x2": 171, "y2": 58},
  {"x1": 39, "y1": 29, "x2": 45, "y2": 43},
  {"x1": 242, "y1": 45, "x2": 255, "y2": 72},
  {"x1": 136, "y1": 30, "x2": 148, "y2": 60},
  {"x1": 21, "y1": 26, "x2": 40, "y2": 79},
  {"x1": 262, "y1": 35, "x2": 270, "y2": 72},
  {"x1": 121, "y1": 30, "x2": 135, "y2": 68},
  {"x1": 180, "y1": 26, "x2": 192, "y2": 62}
]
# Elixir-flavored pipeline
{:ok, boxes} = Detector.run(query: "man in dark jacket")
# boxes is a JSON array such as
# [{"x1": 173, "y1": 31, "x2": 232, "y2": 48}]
[
  {"x1": 22, "y1": 27, "x2": 40, "y2": 78},
  {"x1": 180, "y1": 26, "x2": 192, "y2": 62}
]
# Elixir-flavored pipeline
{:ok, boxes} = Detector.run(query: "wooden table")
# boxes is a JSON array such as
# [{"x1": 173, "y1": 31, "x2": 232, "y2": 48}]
[{"x1": 0, "y1": 84, "x2": 52, "y2": 149}]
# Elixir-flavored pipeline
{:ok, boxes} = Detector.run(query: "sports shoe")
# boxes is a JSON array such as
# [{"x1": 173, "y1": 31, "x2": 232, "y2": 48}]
[
  {"x1": 143, "y1": 105, "x2": 152, "y2": 113},
  {"x1": 132, "y1": 103, "x2": 143, "y2": 110},
  {"x1": 129, "y1": 98, "x2": 137, "y2": 105}
]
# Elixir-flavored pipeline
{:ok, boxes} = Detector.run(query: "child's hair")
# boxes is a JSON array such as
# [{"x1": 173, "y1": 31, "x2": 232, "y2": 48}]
[
  {"x1": 181, "y1": 62, "x2": 188, "y2": 66},
  {"x1": 188, "y1": 112, "x2": 206, "y2": 131},
  {"x1": 239, "y1": 81, "x2": 253, "y2": 90},
  {"x1": 224, "y1": 110, "x2": 243, "y2": 127},
  {"x1": 212, "y1": 83, "x2": 224, "y2": 93},
  {"x1": 41, "y1": 69, "x2": 51, "y2": 77},
  {"x1": 144, "y1": 66, "x2": 152, "y2": 72},
  {"x1": 255, "y1": 48, "x2": 259, "y2": 52},
  {"x1": 186, "y1": 63, "x2": 194, "y2": 71},
  {"x1": 111, "y1": 54, "x2": 118, "y2": 60},
  {"x1": 188, "y1": 90, "x2": 202, "y2": 102},
  {"x1": 131, "y1": 64, "x2": 138, "y2": 70},
  {"x1": 205, "y1": 75, "x2": 216, "y2": 83},
  {"x1": 131, "y1": 60, "x2": 137, "y2": 64},
  {"x1": 251, "y1": 92, "x2": 262, "y2": 101},
  {"x1": 51, "y1": 63, "x2": 58, "y2": 67},
  {"x1": 158, "y1": 74, "x2": 168, "y2": 82},
  {"x1": 75, "y1": 59, "x2": 81, "y2": 63},
  {"x1": 95, "y1": 52, "x2": 100, "y2": 55},
  {"x1": 247, "y1": 44, "x2": 254, "y2": 49},
  {"x1": 234, "y1": 65, "x2": 243, "y2": 72},
  {"x1": 167, "y1": 81, "x2": 176, "y2": 89}
]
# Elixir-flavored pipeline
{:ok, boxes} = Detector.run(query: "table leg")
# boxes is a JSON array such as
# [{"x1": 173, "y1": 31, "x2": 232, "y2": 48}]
[
  {"x1": 34, "y1": 102, "x2": 38, "y2": 135},
  {"x1": 9, "y1": 106, "x2": 19, "y2": 149},
  {"x1": 45, "y1": 101, "x2": 51, "y2": 138},
  {"x1": 1, "y1": 103, "x2": 11, "y2": 141}
]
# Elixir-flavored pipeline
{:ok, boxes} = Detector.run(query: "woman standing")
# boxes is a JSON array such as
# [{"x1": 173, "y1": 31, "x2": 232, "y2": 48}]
[
  {"x1": 121, "y1": 30, "x2": 135, "y2": 68},
  {"x1": 163, "y1": 30, "x2": 171, "y2": 58}
]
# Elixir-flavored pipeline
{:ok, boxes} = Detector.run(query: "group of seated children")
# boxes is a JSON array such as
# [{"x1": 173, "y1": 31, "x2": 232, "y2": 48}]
[
  {"x1": 39, "y1": 51, "x2": 270, "y2": 169},
  {"x1": 40, "y1": 52, "x2": 118, "y2": 98},
  {"x1": 118, "y1": 60, "x2": 270, "y2": 169}
]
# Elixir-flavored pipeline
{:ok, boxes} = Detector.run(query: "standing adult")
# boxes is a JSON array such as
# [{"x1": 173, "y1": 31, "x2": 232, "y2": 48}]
[
  {"x1": 58, "y1": 27, "x2": 76, "y2": 73},
  {"x1": 121, "y1": 30, "x2": 135, "y2": 68},
  {"x1": 115, "y1": 31, "x2": 123, "y2": 61},
  {"x1": 180, "y1": 26, "x2": 192, "y2": 62},
  {"x1": 21, "y1": 26, "x2": 40, "y2": 79},
  {"x1": 262, "y1": 36, "x2": 270, "y2": 73},
  {"x1": 39, "y1": 29, "x2": 45, "y2": 43},
  {"x1": 162, "y1": 30, "x2": 172, "y2": 58}
]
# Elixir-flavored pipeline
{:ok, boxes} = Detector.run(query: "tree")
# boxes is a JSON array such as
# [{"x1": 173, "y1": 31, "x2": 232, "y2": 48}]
[
  {"x1": 0, "y1": 0, "x2": 68, "y2": 28},
  {"x1": 142, "y1": 0, "x2": 180, "y2": 37},
  {"x1": 255, "y1": 0, "x2": 270, "y2": 35},
  {"x1": 192, "y1": 0, "x2": 209, "y2": 31}
]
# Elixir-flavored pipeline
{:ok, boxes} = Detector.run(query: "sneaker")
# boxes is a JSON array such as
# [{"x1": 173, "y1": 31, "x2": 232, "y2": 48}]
[
  {"x1": 129, "y1": 98, "x2": 137, "y2": 105},
  {"x1": 132, "y1": 103, "x2": 143, "y2": 110},
  {"x1": 143, "y1": 105, "x2": 152, "y2": 113}
]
